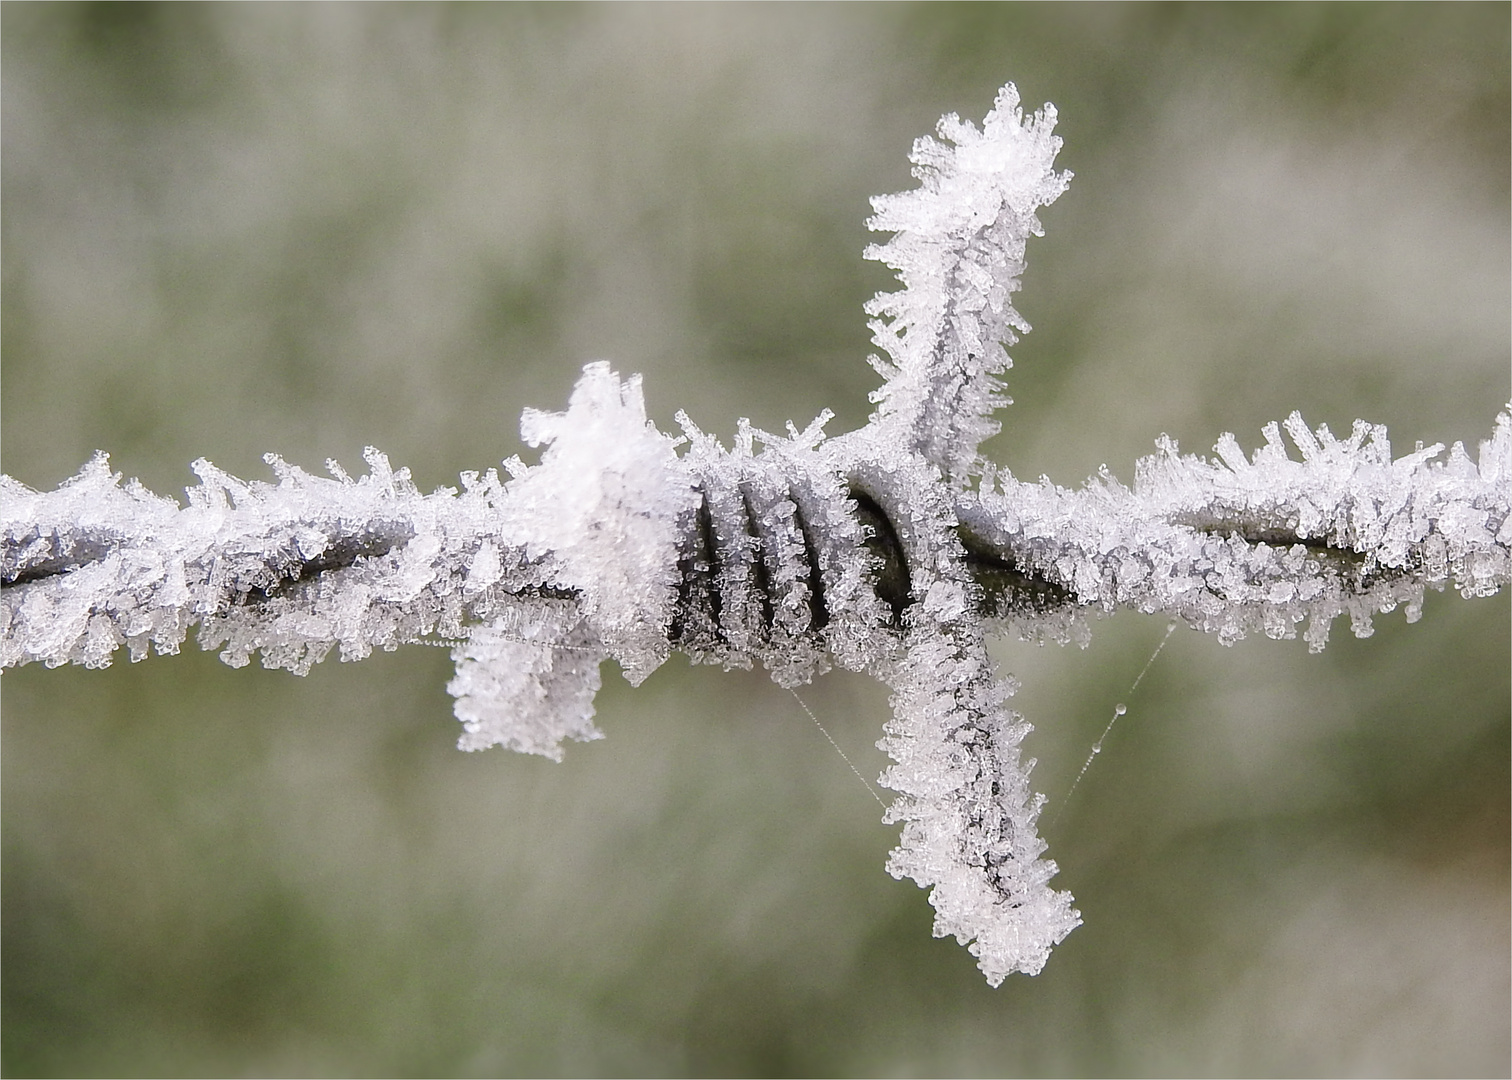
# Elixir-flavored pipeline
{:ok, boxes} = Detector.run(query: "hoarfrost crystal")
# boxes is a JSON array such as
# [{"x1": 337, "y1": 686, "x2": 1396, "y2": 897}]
[{"x1": 4, "y1": 83, "x2": 1507, "y2": 986}]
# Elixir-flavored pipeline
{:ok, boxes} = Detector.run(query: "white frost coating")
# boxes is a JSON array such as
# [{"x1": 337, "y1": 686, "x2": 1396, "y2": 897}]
[
  {"x1": 509, "y1": 361, "x2": 698, "y2": 684},
  {"x1": 1140, "y1": 411, "x2": 1512, "y2": 605},
  {"x1": 879, "y1": 623, "x2": 1079, "y2": 983},
  {"x1": 4, "y1": 82, "x2": 1508, "y2": 985},
  {"x1": 449, "y1": 601, "x2": 604, "y2": 759},
  {"x1": 865, "y1": 82, "x2": 1070, "y2": 483}
]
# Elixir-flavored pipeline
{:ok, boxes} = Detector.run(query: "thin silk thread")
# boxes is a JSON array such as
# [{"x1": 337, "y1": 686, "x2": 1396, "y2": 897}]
[
  {"x1": 409, "y1": 634, "x2": 601, "y2": 653},
  {"x1": 788, "y1": 687, "x2": 888, "y2": 810},
  {"x1": 417, "y1": 637, "x2": 890, "y2": 812},
  {"x1": 1052, "y1": 620, "x2": 1178, "y2": 825}
]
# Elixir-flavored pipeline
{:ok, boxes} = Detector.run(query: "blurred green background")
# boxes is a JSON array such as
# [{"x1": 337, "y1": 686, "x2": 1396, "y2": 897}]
[{"x1": 3, "y1": 3, "x2": 1508, "y2": 1076}]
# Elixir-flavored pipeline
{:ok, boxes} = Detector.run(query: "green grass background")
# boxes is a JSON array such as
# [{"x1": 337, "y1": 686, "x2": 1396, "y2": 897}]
[{"x1": 3, "y1": 4, "x2": 1508, "y2": 1076}]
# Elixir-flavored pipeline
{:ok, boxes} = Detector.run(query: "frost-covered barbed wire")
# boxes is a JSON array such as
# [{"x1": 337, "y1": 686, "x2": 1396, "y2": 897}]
[
  {"x1": 3, "y1": 84, "x2": 1508, "y2": 986},
  {"x1": 960, "y1": 409, "x2": 1512, "y2": 648}
]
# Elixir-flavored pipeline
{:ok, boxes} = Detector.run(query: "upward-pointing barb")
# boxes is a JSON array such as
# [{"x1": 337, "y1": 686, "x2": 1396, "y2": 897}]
[{"x1": 864, "y1": 82, "x2": 1071, "y2": 484}]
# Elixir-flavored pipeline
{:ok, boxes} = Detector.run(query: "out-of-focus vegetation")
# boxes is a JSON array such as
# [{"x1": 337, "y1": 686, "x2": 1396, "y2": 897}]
[{"x1": 3, "y1": 4, "x2": 1507, "y2": 1076}]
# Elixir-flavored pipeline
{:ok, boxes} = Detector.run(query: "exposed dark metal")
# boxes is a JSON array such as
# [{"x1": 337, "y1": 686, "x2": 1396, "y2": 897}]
[
  {"x1": 670, "y1": 493, "x2": 722, "y2": 647},
  {"x1": 789, "y1": 499, "x2": 829, "y2": 632},
  {"x1": 738, "y1": 486, "x2": 776, "y2": 637},
  {"x1": 848, "y1": 488, "x2": 911, "y2": 626},
  {"x1": 955, "y1": 526, "x2": 1073, "y2": 617},
  {"x1": 1174, "y1": 516, "x2": 1405, "y2": 590},
  {"x1": 241, "y1": 524, "x2": 415, "y2": 602},
  {"x1": 3, "y1": 531, "x2": 122, "y2": 586}
]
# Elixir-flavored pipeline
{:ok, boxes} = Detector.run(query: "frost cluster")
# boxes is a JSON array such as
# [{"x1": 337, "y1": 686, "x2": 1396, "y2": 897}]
[
  {"x1": 4, "y1": 83, "x2": 1507, "y2": 987},
  {"x1": 508, "y1": 362, "x2": 698, "y2": 684},
  {"x1": 449, "y1": 601, "x2": 602, "y2": 759}
]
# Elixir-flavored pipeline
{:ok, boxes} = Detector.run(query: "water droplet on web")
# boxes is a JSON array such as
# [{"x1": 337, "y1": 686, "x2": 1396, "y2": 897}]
[{"x1": 1052, "y1": 620, "x2": 1178, "y2": 826}]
